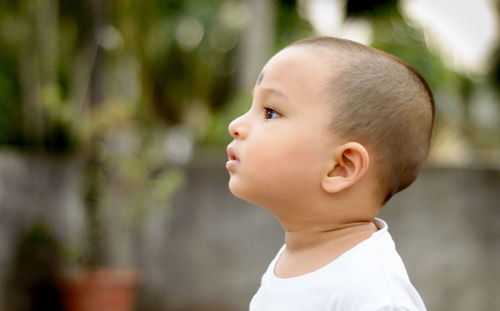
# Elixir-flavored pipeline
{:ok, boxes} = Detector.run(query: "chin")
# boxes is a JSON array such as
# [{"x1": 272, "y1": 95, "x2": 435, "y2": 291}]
[
  {"x1": 228, "y1": 179, "x2": 258, "y2": 205},
  {"x1": 228, "y1": 180, "x2": 245, "y2": 199}
]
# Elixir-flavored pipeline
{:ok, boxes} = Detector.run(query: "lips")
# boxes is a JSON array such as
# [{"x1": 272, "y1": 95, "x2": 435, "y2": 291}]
[{"x1": 226, "y1": 146, "x2": 240, "y2": 171}]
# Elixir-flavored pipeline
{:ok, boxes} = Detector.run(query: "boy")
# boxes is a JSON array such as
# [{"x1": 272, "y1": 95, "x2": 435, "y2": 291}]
[{"x1": 226, "y1": 36, "x2": 434, "y2": 310}]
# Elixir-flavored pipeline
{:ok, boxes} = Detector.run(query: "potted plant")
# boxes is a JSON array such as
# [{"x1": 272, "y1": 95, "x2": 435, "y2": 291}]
[
  {"x1": 57, "y1": 109, "x2": 184, "y2": 311},
  {"x1": 54, "y1": 72, "x2": 183, "y2": 310},
  {"x1": 0, "y1": 1, "x2": 184, "y2": 309}
]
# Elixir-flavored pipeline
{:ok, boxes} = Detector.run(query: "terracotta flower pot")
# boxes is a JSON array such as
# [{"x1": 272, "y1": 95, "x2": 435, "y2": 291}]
[{"x1": 58, "y1": 268, "x2": 141, "y2": 311}]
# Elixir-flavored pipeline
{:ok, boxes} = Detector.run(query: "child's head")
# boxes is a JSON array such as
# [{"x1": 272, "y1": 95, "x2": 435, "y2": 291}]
[
  {"x1": 226, "y1": 36, "x2": 434, "y2": 215},
  {"x1": 290, "y1": 37, "x2": 435, "y2": 203}
]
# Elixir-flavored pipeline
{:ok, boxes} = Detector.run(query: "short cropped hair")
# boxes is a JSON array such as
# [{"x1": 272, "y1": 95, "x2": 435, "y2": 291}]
[{"x1": 290, "y1": 37, "x2": 435, "y2": 204}]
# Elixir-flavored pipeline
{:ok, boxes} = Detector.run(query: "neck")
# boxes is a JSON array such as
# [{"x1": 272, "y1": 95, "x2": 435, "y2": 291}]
[
  {"x1": 268, "y1": 199, "x2": 380, "y2": 253},
  {"x1": 283, "y1": 220, "x2": 378, "y2": 253}
]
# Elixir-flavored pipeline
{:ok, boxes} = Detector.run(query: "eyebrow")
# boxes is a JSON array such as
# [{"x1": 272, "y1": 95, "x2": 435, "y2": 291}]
[
  {"x1": 257, "y1": 72, "x2": 264, "y2": 85},
  {"x1": 252, "y1": 87, "x2": 288, "y2": 101}
]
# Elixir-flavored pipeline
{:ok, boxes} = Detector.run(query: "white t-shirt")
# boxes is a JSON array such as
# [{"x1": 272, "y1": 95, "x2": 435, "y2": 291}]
[{"x1": 249, "y1": 218, "x2": 426, "y2": 311}]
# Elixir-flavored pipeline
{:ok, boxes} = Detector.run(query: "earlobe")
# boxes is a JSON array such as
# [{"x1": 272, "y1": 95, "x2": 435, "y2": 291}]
[{"x1": 321, "y1": 142, "x2": 370, "y2": 194}]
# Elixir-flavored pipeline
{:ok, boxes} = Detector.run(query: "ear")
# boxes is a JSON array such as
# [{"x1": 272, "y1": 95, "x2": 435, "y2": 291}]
[{"x1": 321, "y1": 142, "x2": 370, "y2": 194}]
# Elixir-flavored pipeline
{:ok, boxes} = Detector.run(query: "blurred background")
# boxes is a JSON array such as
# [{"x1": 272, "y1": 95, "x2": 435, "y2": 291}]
[{"x1": 0, "y1": 0, "x2": 499, "y2": 310}]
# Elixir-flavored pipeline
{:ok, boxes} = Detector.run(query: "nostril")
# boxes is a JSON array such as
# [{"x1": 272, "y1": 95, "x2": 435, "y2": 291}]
[
  {"x1": 228, "y1": 121, "x2": 238, "y2": 138},
  {"x1": 229, "y1": 116, "x2": 248, "y2": 139}
]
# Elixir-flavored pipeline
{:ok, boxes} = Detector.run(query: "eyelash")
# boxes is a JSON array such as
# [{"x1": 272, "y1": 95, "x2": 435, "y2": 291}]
[{"x1": 264, "y1": 107, "x2": 281, "y2": 119}]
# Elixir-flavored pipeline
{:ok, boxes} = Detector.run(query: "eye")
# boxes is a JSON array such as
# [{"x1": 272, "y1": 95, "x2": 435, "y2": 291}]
[{"x1": 264, "y1": 107, "x2": 281, "y2": 119}]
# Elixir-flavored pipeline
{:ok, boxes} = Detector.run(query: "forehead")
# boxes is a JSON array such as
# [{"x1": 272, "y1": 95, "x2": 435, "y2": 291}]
[{"x1": 257, "y1": 47, "x2": 334, "y2": 104}]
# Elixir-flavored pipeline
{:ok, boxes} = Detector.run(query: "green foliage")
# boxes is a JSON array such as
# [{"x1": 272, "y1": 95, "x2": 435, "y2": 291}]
[
  {"x1": 111, "y1": 0, "x2": 242, "y2": 127},
  {"x1": 0, "y1": 0, "x2": 244, "y2": 150},
  {"x1": 204, "y1": 90, "x2": 252, "y2": 145},
  {"x1": 369, "y1": 9, "x2": 457, "y2": 92},
  {"x1": 276, "y1": 0, "x2": 314, "y2": 51},
  {"x1": 0, "y1": 63, "x2": 21, "y2": 144},
  {"x1": 363, "y1": 3, "x2": 500, "y2": 155},
  {"x1": 346, "y1": 0, "x2": 398, "y2": 17},
  {"x1": 1, "y1": 0, "x2": 498, "y2": 152}
]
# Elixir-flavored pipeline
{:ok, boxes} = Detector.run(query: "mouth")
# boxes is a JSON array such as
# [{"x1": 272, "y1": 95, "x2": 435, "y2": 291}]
[
  {"x1": 227, "y1": 146, "x2": 238, "y2": 160},
  {"x1": 226, "y1": 146, "x2": 240, "y2": 171}
]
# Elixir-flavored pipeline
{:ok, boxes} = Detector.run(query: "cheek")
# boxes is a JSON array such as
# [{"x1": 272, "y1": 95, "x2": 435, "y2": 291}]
[
  {"x1": 245, "y1": 134, "x2": 323, "y2": 188},
  {"x1": 228, "y1": 124, "x2": 330, "y2": 204}
]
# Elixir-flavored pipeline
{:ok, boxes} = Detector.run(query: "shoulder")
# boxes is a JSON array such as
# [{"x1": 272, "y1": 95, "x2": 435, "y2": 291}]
[
  {"x1": 324, "y1": 261, "x2": 426, "y2": 310},
  {"x1": 325, "y1": 219, "x2": 426, "y2": 310}
]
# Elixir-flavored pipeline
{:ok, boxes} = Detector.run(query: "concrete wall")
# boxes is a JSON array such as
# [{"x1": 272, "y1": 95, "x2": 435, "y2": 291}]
[
  {"x1": 1, "y1": 150, "x2": 499, "y2": 310},
  {"x1": 0, "y1": 151, "x2": 85, "y2": 308},
  {"x1": 158, "y1": 160, "x2": 500, "y2": 311},
  {"x1": 379, "y1": 167, "x2": 500, "y2": 311}
]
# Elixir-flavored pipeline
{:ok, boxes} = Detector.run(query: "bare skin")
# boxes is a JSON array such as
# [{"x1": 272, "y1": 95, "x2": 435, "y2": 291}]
[
  {"x1": 276, "y1": 222, "x2": 378, "y2": 278},
  {"x1": 227, "y1": 46, "x2": 381, "y2": 279}
]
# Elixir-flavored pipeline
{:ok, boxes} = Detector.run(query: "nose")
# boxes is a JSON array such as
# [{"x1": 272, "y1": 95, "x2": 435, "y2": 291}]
[{"x1": 228, "y1": 114, "x2": 248, "y2": 139}]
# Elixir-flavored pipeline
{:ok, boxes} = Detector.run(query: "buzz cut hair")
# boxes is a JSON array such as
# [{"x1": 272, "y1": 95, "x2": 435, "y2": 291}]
[{"x1": 289, "y1": 36, "x2": 435, "y2": 204}]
